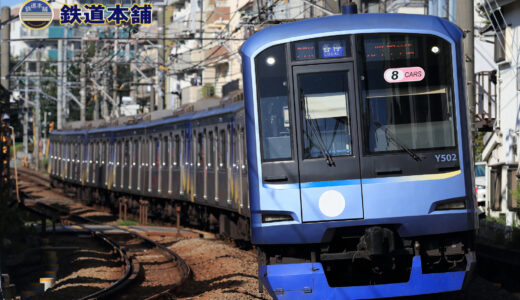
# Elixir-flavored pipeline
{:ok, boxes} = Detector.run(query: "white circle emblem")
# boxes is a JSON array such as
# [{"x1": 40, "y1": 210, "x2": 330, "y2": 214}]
[{"x1": 318, "y1": 190, "x2": 346, "y2": 217}]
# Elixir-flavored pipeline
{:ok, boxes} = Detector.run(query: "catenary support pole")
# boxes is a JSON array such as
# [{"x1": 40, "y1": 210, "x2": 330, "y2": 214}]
[{"x1": 456, "y1": 0, "x2": 475, "y2": 136}]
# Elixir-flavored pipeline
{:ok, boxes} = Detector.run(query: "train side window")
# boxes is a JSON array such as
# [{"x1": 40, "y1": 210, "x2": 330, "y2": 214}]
[
  {"x1": 173, "y1": 135, "x2": 179, "y2": 166},
  {"x1": 180, "y1": 132, "x2": 185, "y2": 166},
  {"x1": 142, "y1": 139, "x2": 146, "y2": 167},
  {"x1": 163, "y1": 136, "x2": 169, "y2": 167},
  {"x1": 208, "y1": 131, "x2": 214, "y2": 169},
  {"x1": 124, "y1": 140, "x2": 129, "y2": 166},
  {"x1": 93, "y1": 142, "x2": 97, "y2": 164},
  {"x1": 101, "y1": 142, "x2": 105, "y2": 164},
  {"x1": 240, "y1": 128, "x2": 247, "y2": 168},
  {"x1": 219, "y1": 130, "x2": 226, "y2": 168},
  {"x1": 133, "y1": 139, "x2": 138, "y2": 166},
  {"x1": 152, "y1": 137, "x2": 158, "y2": 167},
  {"x1": 197, "y1": 133, "x2": 204, "y2": 167},
  {"x1": 116, "y1": 141, "x2": 120, "y2": 166}
]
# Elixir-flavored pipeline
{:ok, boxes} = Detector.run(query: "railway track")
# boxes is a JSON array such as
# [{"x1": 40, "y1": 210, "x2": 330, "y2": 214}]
[
  {"x1": 16, "y1": 170, "x2": 191, "y2": 300},
  {"x1": 21, "y1": 199, "x2": 134, "y2": 299},
  {"x1": 16, "y1": 167, "x2": 520, "y2": 300},
  {"x1": 476, "y1": 241, "x2": 520, "y2": 295}
]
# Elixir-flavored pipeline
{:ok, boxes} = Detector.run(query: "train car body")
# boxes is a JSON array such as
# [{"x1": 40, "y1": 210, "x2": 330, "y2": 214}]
[
  {"x1": 49, "y1": 102, "x2": 251, "y2": 240},
  {"x1": 240, "y1": 13, "x2": 477, "y2": 299}
]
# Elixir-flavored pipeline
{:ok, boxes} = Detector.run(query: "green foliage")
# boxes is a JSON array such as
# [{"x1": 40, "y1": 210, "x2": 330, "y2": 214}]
[
  {"x1": 202, "y1": 84, "x2": 215, "y2": 97},
  {"x1": 512, "y1": 186, "x2": 520, "y2": 208},
  {"x1": 473, "y1": 131, "x2": 485, "y2": 162},
  {"x1": 115, "y1": 219, "x2": 138, "y2": 226}
]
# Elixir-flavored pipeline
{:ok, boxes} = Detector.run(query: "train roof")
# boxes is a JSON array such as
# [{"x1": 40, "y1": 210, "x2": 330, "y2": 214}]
[
  {"x1": 241, "y1": 13, "x2": 463, "y2": 58},
  {"x1": 51, "y1": 102, "x2": 243, "y2": 137}
]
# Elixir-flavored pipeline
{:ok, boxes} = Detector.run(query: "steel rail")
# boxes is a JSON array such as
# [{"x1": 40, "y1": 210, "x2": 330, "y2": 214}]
[
  {"x1": 19, "y1": 191, "x2": 134, "y2": 300},
  {"x1": 36, "y1": 201, "x2": 191, "y2": 297},
  {"x1": 17, "y1": 168, "x2": 191, "y2": 297}
]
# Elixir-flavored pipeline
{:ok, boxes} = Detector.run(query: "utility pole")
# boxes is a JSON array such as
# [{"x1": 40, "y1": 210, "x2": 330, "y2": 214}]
[
  {"x1": 456, "y1": 0, "x2": 475, "y2": 134},
  {"x1": 102, "y1": 39, "x2": 109, "y2": 119},
  {"x1": 1, "y1": 7, "x2": 10, "y2": 91},
  {"x1": 150, "y1": 79, "x2": 155, "y2": 112},
  {"x1": 64, "y1": 28, "x2": 69, "y2": 122},
  {"x1": 34, "y1": 49, "x2": 41, "y2": 170},
  {"x1": 93, "y1": 41, "x2": 99, "y2": 121},
  {"x1": 57, "y1": 39, "x2": 64, "y2": 129},
  {"x1": 113, "y1": 29, "x2": 119, "y2": 116},
  {"x1": 131, "y1": 38, "x2": 138, "y2": 105},
  {"x1": 80, "y1": 39, "x2": 86, "y2": 123},
  {"x1": 199, "y1": 0, "x2": 203, "y2": 87},
  {"x1": 157, "y1": 3, "x2": 165, "y2": 110},
  {"x1": 23, "y1": 53, "x2": 29, "y2": 155}
]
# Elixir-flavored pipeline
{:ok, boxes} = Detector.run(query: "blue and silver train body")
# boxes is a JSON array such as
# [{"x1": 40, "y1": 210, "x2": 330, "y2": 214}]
[{"x1": 241, "y1": 13, "x2": 477, "y2": 299}]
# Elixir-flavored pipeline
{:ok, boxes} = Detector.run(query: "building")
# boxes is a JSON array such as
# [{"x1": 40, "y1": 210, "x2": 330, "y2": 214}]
[{"x1": 478, "y1": 0, "x2": 520, "y2": 225}]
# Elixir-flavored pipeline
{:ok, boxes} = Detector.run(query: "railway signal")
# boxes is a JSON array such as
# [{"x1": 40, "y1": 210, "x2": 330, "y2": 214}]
[{"x1": 0, "y1": 85, "x2": 11, "y2": 195}]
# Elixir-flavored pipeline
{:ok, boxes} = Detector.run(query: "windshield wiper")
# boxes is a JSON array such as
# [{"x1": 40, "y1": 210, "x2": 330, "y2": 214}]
[
  {"x1": 373, "y1": 120, "x2": 422, "y2": 162},
  {"x1": 301, "y1": 90, "x2": 336, "y2": 167}
]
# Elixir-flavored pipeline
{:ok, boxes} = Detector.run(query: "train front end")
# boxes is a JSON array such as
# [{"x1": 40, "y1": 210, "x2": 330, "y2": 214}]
[{"x1": 241, "y1": 13, "x2": 478, "y2": 300}]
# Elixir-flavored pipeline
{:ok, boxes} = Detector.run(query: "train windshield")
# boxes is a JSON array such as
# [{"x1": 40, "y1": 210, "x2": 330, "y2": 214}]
[
  {"x1": 299, "y1": 71, "x2": 352, "y2": 159},
  {"x1": 359, "y1": 34, "x2": 456, "y2": 154}
]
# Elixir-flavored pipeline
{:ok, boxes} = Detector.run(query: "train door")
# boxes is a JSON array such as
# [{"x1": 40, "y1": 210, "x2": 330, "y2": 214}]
[
  {"x1": 195, "y1": 131, "x2": 205, "y2": 201},
  {"x1": 217, "y1": 128, "x2": 227, "y2": 203},
  {"x1": 161, "y1": 135, "x2": 169, "y2": 196},
  {"x1": 170, "y1": 134, "x2": 178, "y2": 196},
  {"x1": 239, "y1": 127, "x2": 248, "y2": 212},
  {"x1": 115, "y1": 140, "x2": 121, "y2": 189},
  {"x1": 292, "y1": 63, "x2": 363, "y2": 222},
  {"x1": 179, "y1": 132, "x2": 185, "y2": 197},
  {"x1": 123, "y1": 140, "x2": 129, "y2": 189},
  {"x1": 207, "y1": 130, "x2": 215, "y2": 203},
  {"x1": 92, "y1": 142, "x2": 97, "y2": 184}
]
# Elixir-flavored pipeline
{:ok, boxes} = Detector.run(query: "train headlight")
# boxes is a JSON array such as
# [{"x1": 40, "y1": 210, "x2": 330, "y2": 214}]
[
  {"x1": 262, "y1": 213, "x2": 293, "y2": 223},
  {"x1": 434, "y1": 198, "x2": 466, "y2": 211},
  {"x1": 266, "y1": 56, "x2": 276, "y2": 66},
  {"x1": 431, "y1": 46, "x2": 440, "y2": 54}
]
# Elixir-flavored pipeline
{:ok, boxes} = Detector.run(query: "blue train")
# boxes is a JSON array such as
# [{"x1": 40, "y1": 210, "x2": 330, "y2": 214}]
[
  {"x1": 49, "y1": 11, "x2": 477, "y2": 300},
  {"x1": 241, "y1": 11, "x2": 477, "y2": 300}
]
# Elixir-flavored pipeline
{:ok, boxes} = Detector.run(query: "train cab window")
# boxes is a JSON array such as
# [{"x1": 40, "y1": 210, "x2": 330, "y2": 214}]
[
  {"x1": 299, "y1": 71, "x2": 353, "y2": 158},
  {"x1": 255, "y1": 44, "x2": 292, "y2": 161},
  {"x1": 359, "y1": 34, "x2": 456, "y2": 153}
]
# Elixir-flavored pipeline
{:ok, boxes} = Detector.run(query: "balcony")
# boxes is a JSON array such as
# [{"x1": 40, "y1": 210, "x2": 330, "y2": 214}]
[
  {"x1": 475, "y1": 71, "x2": 497, "y2": 131},
  {"x1": 181, "y1": 86, "x2": 203, "y2": 104}
]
